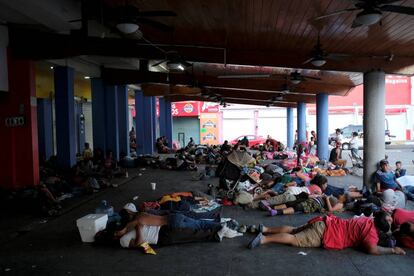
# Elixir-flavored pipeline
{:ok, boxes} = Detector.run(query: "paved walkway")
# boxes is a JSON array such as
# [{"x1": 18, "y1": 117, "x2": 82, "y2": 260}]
[{"x1": 0, "y1": 168, "x2": 413, "y2": 275}]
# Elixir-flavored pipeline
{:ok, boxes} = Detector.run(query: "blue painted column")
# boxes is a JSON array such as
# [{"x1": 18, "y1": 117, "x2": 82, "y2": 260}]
[
  {"x1": 152, "y1": 97, "x2": 158, "y2": 141},
  {"x1": 297, "y1": 102, "x2": 307, "y2": 144},
  {"x1": 316, "y1": 93, "x2": 329, "y2": 161},
  {"x1": 143, "y1": 96, "x2": 156, "y2": 154},
  {"x1": 37, "y1": 98, "x2": 54, "y2": 162},
  {"x1": 75, "y1": 101, "x2": 86, "y2": 154},
  {"x1": 105, "y1": 85, "x2": 119, "y2": 160},
  {"x1": 159, "y1": 97, "x2": 173, "y2": 146},
  {"x1": 117, "y1": 85, "x2": 130, "y2": 157},
  {"x1": 54, "y1": 66, "x2": 76, "y2": 168},
  {"x1": 286, "y1": 107, "x2": 294, "y2": 149},
  {"x1": 165, "y1": 100, "x2": 173, "y2": 146},
  {"x1": 134, "y1": 90, "x2": 145, "y2": 155},
  {"x1": 91, "y1": 78, "x2": 106, "y2": 153}
]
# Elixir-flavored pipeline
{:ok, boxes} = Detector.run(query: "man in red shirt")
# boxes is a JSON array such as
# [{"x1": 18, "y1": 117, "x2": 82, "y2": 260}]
[{"x1": 248, "y1": 211, "x2": 406, "y2": 255}]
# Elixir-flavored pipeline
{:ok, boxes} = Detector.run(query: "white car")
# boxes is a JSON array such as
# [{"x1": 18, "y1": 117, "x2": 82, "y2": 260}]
[{"x1": 340, "y1": 133, "x2": 391, "y2": 150}]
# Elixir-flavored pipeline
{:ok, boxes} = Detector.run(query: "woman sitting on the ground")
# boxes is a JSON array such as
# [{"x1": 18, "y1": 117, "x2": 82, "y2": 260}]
[
  {"x1": 262, "y1": 193, "x2": 346, "y2": 216},
  {"x1": 247, "y1": 211, "x2": 406, "y2": 256},
  {"x1": 329, "y1": 142, "x2": 347, "y2": 168},
  {"x1": 156, "y1": 138, "x2": 169, "y2": 153}
]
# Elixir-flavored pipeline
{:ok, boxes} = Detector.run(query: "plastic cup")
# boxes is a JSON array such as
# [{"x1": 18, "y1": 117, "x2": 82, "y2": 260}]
[{"x1": 151, "y1": 182, "x2": 156, "y2": 190}]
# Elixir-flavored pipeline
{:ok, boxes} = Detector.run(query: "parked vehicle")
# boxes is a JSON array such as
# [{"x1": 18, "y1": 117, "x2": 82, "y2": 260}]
[
  {"x1": 330, "y1": 122, "x2": 392, "y2": 150},
  {"x1": 230, "y1": 135, "x2": 266, "y2": 147}
]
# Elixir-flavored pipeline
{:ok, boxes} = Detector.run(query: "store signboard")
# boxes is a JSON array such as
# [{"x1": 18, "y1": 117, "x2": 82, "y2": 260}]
[
  {"x1": 171, "y1": 101, "x2": 200, "y2": 117},
  {"x1": 199, "y1": 113, "x2": 219, "y2": 145}
]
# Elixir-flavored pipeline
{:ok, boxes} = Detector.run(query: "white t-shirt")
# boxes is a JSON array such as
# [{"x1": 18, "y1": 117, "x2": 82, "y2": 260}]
[
  {"x1": 349, "y1": 137, "x2": 359, "y2": 149},
  {"x1": 119, "y1": 225, "x2": 161, "y2": 248},
  {"x1": 336, "y1": 134, "x2": 343, "y2": 143},
  {"x1": 286, "y1": 186, "x2": 309, "y2": 195}
]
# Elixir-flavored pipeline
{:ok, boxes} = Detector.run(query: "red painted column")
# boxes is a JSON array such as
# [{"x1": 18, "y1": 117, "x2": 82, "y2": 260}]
[{"x1": 0, "y1": 52, "x2": 39, "y2": 190}]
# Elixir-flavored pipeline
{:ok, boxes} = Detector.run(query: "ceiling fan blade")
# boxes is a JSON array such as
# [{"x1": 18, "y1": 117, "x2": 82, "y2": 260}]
[
  {"x1": 314, "y1": 8, "x2": 360, "y2": 20},
  {"x1": 351, "y1": 20, "x2": 364, "y2": 28},
  {"x1": 378, "y1": 0, "x2": 404, "y2": 4},
  {"x1": 302, "y1": 57, "x2": 315, "y2": 65},
  {"x1": 151, "y1": 59, "x2": 168, "y2": 67},
  {"x1": 217, "y1": 74, "x2": 272, "y2": 79},
  {"x1": 380, "y1": 5, "x2": 414, "y2": 15},
  {"x1": 326, "y1": 53, "x2": 351, "y2": 61},
  {"x1": 135, "y1": 17, "x2": 174, "y2": 32},
  {"x1": 304, "y1": 76, "x2": 322, "y2": 80},
  {"x1": 182, "y1": 61, "x2": 193, "y2": 68},
  {"x1": 138, "y1": 10, "x2": 177, "y2": 17}
]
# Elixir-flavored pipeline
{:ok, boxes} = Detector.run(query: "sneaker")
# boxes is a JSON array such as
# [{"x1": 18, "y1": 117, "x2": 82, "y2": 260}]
[
  {"x1": 222, "y1": 228, "x2": 243, "y2": 239},
  {"x1": 269, "y1": 209, "x2": 278, "y2": 216},
  {"x1": 258, "y1": 224, "x2": 265, "y2": 233},
  {"x1": 226, "y1": 219, "x2": 240, "y2": 231},
  {"x1": 247, "y1": 233, "x2": 263, "y2": 249},
  {"x1": 216, "y1": 225, "x2": 229, "y2": 242},
  {"x1": 247, "y1": 225, "x2": 257, "y2": 233},
  {"x1": 258, "y1": 200, "x2": 272, "y2": 211},
  {"x1": 238, "y1": 225, "x2": 247, "y2": 233}
]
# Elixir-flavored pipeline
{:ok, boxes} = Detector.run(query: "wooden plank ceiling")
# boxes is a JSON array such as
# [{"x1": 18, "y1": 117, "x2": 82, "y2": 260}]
[
  {"x1": 9, "y1": 0, "x2": 414, "y2": 106},
  {"x1": 99, "y1": 0, "x2": 414, "y2": 106}
]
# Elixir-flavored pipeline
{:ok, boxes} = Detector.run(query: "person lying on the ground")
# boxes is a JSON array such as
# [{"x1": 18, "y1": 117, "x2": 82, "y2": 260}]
[
  {"x1": 314, "y1": 174, "x2": 363, "y2": 199},
  {"x1": 261, "y1": 193, "x2": 346, "y2": 216},
  {"x1": 247, "y1": 211, "x2": 406, "y2": 256},
  {"x1": 381, "y1": 189, "x2": 406, "y2": 212},
  {"x1": 114, "y1": 212, "x2": 242, "y2": 249},
  {"x1": 250, "y1": 184, "x2": 322, "y2": 209},
  {"x1": 269, "y1": 168, "x2": 313, "y2": 194},
  {"x1": 394, "y1": 222, "x2": 414, "y2": 249}
]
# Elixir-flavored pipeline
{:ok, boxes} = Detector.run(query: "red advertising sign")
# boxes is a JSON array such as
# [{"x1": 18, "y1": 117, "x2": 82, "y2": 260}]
[
  {"x1": 171, "y1": 101, "x2": 200, "y2": 117},
  {"x1": 200, "y1": 102, "x2": 220, "y2": 113}
]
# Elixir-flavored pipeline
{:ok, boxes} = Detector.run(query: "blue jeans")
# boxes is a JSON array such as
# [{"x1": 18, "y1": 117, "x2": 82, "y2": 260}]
[
  {"x1": 404, "y1": 185, "x2": 414, "y2": 201},
  {"x1": 351, "y1": 148, "x2": 361, "y2": 159},
  {"x1": 168, "y1": 213, "x2": 221, "y2": 232},
  {"x1": 325, "y1": 185, "x2": 345, "y2": 197},
  {"x1": 271, "y1": 182, "x2": 285, "y2": 194}
]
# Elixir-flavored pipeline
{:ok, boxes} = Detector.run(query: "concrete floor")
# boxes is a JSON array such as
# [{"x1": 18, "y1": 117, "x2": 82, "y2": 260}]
[{"x1": 1, "y1": 168, "x2": 413, "y2": 276}]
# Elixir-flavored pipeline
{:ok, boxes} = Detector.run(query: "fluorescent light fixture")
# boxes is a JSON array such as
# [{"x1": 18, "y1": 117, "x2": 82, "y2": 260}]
[
  {"x1": 218, "y1": 74, "x2": 271, "y2": 79},
  {"x1": 116, "y1": 23, "x2": 139, "y2": 34},
  {"x1": 84, "y1": 76, "x2": 90, "y2": 79},
  {"x1": 354, "y1": 10, "x2": 382, "y2": 26},
  {"x1": 311, "y1": 58, "x2": 326, "y2": 67},
  {"x1": 166, "y1": 62, "x2": 185, "y2": 71}
]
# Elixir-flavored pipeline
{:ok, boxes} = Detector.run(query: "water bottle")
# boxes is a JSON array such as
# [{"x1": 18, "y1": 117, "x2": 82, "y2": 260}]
[{"x1": 96, "y1": 200, "x2": 114, "y2": 216}]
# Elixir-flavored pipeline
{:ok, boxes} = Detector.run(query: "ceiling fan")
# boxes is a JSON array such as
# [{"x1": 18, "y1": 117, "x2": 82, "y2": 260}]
[
  {"x1": 289, "y1": 70, "x2": 321, "y2": 84},
  {"x1": 151, "y1": 51, "x2": 192, "y2": 71},
  {"x1": 314, "y1": 0, "x2": 414, "y2": 28},
  {"x1": 109, "y1": 3, "x2": 176, "y2": 34},
  {"x1": 217, "y1": 70, "x2": 321, "y2": 84},
  {"x1": 303, "y1": 35, "x2": 350, "y2": 67}
]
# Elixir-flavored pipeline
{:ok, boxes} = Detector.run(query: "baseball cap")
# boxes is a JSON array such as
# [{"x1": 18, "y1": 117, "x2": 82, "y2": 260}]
[
  {"x1": 379, "y1": 159, "x2": 389, "y2": 166},
  {"x1": 123, "y1": 202, "x2": 137, "y2": 213}
]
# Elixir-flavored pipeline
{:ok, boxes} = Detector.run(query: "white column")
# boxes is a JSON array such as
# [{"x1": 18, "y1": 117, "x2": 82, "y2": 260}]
[{"x1": 363, "y1": 70, "x2": 386, "y2": 190}]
